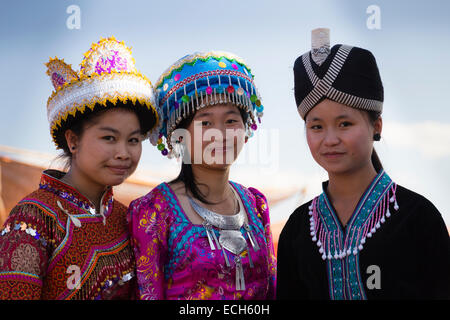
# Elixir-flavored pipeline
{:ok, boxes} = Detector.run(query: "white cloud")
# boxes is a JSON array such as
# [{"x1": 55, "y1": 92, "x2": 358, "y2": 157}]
[{"x1": 382, "y1": 121, "x2": 450, "y2": 159}]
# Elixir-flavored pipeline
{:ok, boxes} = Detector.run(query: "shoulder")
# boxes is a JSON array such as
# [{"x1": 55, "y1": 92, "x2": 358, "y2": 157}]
[
  {"x1": 231, "y1": 181, "x2": 268, "y2": 212},
  {"x1": 111, "y1": 199, "x2": 129, "y2": 224},
  {"x1": 292, "y1": 200, "x2": 313, "y2": 220},
  {"x1": 113, "y1": 199, "x2": 127, "y2": 212},
  {"x1": 230, "y1": 182, "x2": 273, "y2": 230},
  {"x1": 230, "y1": 181, "x2": 267, "y2": 205},
  {"x1": 129, "y1": 183, "x2": 170, "y2": 209},
  {"x1": 280, "y1": 199, "x2": 314, "y2": 241},
  {"x1": 395, "y1": 184, "x2": 448, "y2": 233},
  {"x1": 127, "y1": 183, "x2": 173, "y2": 220},
  {"x1": 127, "y1": 183, "x2": 174, "y2": 241},
  {"x1": 396, "y1": 185, "x2": 438, "y2": 210},
  {"x1": 8, "y1": 188, "x2": 64, "y2": 224},
  {"x1": 2, "y1": 189, "x2": 66, "y2": 248}
]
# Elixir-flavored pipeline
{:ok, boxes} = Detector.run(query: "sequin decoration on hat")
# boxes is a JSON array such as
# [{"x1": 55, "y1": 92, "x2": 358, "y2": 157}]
[
  {"x1": 45, "y1": 36, "x2": 158, "y2": 149},
  {"x1": 46, "y1": 58, "x2": 79, "y2": 90},
  {"x1": 150, "y1": 51, "x2": 264, "y2": 157}
]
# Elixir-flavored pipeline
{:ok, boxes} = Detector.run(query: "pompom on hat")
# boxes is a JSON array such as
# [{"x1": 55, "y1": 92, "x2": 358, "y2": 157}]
[
  {"x1": 150, "y1": 51, "x2": 264, "y2": 158},
  {"x1": 294, "y1": 28, "x2": 384, "y2": 119},
  {"x1": 45, "y1": 36, "x2": 158, "y2": 149}
]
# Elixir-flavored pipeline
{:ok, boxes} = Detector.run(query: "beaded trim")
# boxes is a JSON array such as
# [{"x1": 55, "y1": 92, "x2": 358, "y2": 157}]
[
  {"x1": 94, "y1": 270, "x2": 135, "y2": 300},
  {"x1": 155, "y1": 51, "x2": 251, "y2": 87},
  {"x1": 309, "y1": 171, "x2": 399, "y2": 299},
  {"x1": 150, "y1": 51, "x2": 264, "y2": 158},
  {"x1": 39, "y1": 170, "x2": 113, "y2": 219},
  {"x1": 0, "y1": 221, "x2": 48, "y2": 247}
]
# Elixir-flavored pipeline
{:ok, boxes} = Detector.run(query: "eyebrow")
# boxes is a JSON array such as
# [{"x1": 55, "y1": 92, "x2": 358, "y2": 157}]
[
  {"x1": 98, "y1": 127, "x2": 119, "y2": 134},
  {"x1": 195, "y1": 110, "x2": 241, "y2": 118},
  {"x1": 98, "y1": 127, "x2": 141, "y2": 135},
  {"x1": 307, "y1": 114, "x2": 351, "y2": 122}
]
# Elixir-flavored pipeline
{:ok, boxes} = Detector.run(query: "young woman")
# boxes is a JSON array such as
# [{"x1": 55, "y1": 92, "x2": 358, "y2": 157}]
[
  {"x1": 0, "y1": 37, "x2": 159, "y2": 299},
  {"x1": 277, "y1": 40, "x2": 450, "y2": 299},
  {"x1": 128, "y1": 51, "x2": 276, "y2": 300}
]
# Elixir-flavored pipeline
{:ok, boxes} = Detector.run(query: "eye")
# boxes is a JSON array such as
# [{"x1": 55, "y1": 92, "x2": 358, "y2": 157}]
[
  {"x1": 102, "y1": 136, "x2": 116, "y2": 142},
  {"x1": 226, "y1": 119, "x2": 238, "y2": 124},
  {"x1": 129, "y1": 137, "x2": 141, "y2": 144},
  {"x1": 201, "y1": 121, "x2": 211, "y2": 126},
  {"x1": 339, "y1": 121, "x2": 352, "y2": 127},
  {"x1": 309, "y1": 124, "x2": 322, "y2": 130}
]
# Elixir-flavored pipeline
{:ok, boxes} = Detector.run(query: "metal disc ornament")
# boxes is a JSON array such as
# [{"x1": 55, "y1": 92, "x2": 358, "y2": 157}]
[{"x1": 219, "y1": 230, "x2": 247, "y2": 255}]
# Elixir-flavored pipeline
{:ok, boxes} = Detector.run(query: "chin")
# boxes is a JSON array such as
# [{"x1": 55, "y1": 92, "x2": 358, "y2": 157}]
[
  {"x1": 101, "y1": 174, "x2": 129, "y2": 187},
  {"x1": 319, "y1": 162, "x2": 350, "y2": 176},
  {"x1": 203, "y1": 162, "x2": 231, "y2": 171},
  {"x1": 326, "y1": 166, "x2": 361, "y2": 177},
  {"x1": 203, "y1": 152, "x2": 236, "y2": 168}
]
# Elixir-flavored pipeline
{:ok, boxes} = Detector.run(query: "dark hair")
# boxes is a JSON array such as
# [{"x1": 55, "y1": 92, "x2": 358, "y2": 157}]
[
  {"x1": 170, "y1": 104, "x2": 248, "y2": 204},
  {"x1": 57, "y1": 101, "x2": 146, "y2": 170},
  {"x1": 366, "y1": 110, "x2": 383, "y2": 173}
]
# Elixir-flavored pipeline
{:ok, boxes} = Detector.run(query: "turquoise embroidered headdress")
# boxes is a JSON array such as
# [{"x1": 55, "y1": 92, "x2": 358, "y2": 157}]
[{"x1": 149, "y1": 51, "x2": 264, "y2": 157}]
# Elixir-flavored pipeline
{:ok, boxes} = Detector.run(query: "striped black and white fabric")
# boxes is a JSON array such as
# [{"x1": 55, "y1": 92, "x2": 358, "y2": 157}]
[{"x1": 294, "y1": 44, "x2": 384, "y2": 119}]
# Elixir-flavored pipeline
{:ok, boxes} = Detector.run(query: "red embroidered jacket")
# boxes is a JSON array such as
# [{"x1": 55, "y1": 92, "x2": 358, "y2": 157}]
[{"x1": 0, "y1": 170, "x2": 136, "y2": 300}]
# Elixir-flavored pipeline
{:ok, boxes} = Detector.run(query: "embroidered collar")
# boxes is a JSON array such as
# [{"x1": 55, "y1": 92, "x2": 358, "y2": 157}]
[
  {"x1": 308, "y1": 170, "x2": 399, "y2": 299},
  {"x1": 39, "y1": 169, "x2": 114, "y2": 217},
  {"x1": 159, "y1": 181, "x2": 264, "y2": 291}
]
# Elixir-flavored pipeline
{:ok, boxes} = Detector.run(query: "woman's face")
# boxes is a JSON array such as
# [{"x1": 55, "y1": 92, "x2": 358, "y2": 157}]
[
  {"x1": 183, "y1": 103, "x2": 246, "y2": 170},
  {"x1": 67, "y1": 108, "x2": 143, "y2": 188},
  {"x1": 305, "y1": 99, "x2": 382, "y2": 176}
]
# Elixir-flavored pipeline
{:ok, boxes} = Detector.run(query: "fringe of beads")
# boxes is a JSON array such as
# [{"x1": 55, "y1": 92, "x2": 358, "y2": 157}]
[{"x1": 309, "y1": 183, "x2": 399, "y2": 260}]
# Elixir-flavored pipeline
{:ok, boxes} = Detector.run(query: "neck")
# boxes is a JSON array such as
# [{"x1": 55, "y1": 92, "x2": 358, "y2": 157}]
[
  {"x1": 61, "y1": 167, "x2": 107, "y2": 210},
  {"x1": 191, "y1": 165, "x2": 231, "y2": 202},
  {"x1": 327, "y1": 163, "x2": 378, "y2": 202}
]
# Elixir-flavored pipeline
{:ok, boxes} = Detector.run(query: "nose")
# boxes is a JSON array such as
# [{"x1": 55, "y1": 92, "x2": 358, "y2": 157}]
[
  {"x1": 323, "y1": 128, "x2": 340, "y2": 146},
  {"x1": 114, "y1": 142, "x2": 131, "y2": 160},
  {"x1": 203, "y1": 125, "x2": 227, "y2": 144},
  {"x1": 225, "y1": 128, "x2": 245, "y2": 145}
]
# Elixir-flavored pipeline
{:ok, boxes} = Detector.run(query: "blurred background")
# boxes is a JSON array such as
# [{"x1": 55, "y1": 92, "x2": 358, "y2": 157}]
[{"x1": 1, "y1": 0, "x2": 449, "y2": 251}]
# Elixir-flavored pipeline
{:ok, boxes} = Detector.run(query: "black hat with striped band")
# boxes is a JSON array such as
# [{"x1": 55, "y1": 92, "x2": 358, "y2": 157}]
[{"x1": 294, "y1": 29, "x2": 384, "y2": 119}]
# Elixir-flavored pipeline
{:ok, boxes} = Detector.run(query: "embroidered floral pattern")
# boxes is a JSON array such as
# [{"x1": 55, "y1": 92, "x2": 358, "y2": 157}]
[
  {"x1": 94, "y1": 50, "x2": 129, "y2": 75},
  {"x1": 128, "y1": 182, "x2": 276, "y2": 300},
  {"x1": 0, "y1": 170, "x2": 137, "y2": 300},
  {"x1": 11, "y1": 243, "x2": 40, "y2": 275}
]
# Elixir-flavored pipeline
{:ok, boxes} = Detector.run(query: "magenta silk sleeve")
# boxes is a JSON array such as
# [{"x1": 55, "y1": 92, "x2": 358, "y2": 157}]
[
  {"x1": 248, "y1": 187, "x2": 277, "y2": 299},
  {"x1": 128, "y1": 191, "x2": 170, "y2": 300}
]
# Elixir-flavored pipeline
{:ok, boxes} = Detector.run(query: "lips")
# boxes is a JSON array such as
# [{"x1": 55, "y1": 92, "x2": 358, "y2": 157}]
[
  {"x1": 206, "y1": 143, "x2": 234, "y2": 153},
  {"x1": 107, "y1": 165, "x2": 131, "y2": 175},
  {"x1": 212, "y1": 146, "x2": 233, "y2": 153},
  {"x1": 321, "y1": 151, "x2": 346, "y2": 159}
]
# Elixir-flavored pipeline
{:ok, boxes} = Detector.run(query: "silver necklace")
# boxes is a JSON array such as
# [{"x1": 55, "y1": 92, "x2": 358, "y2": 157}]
[{"x1": 188, "y1": 187, "x2": 260, "y2": 291}]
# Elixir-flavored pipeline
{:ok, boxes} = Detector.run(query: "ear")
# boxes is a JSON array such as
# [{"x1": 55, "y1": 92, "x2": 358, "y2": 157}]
[
  {"x1": 373, "y1": 116, "x2": 383, "y2": 136},
  {"x1": 64, "y1": 129, "x2": 79, "y2": 153}
]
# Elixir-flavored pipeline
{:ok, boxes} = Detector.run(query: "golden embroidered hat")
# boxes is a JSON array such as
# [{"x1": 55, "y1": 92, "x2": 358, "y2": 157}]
[{"x1": 45, "y1": 36, "x2": 158, "y2": 149}]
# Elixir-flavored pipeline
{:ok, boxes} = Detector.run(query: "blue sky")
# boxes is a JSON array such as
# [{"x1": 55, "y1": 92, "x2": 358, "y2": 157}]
[{"x1": 1, "y1": 0, "x2": 449, "y2": 226}]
